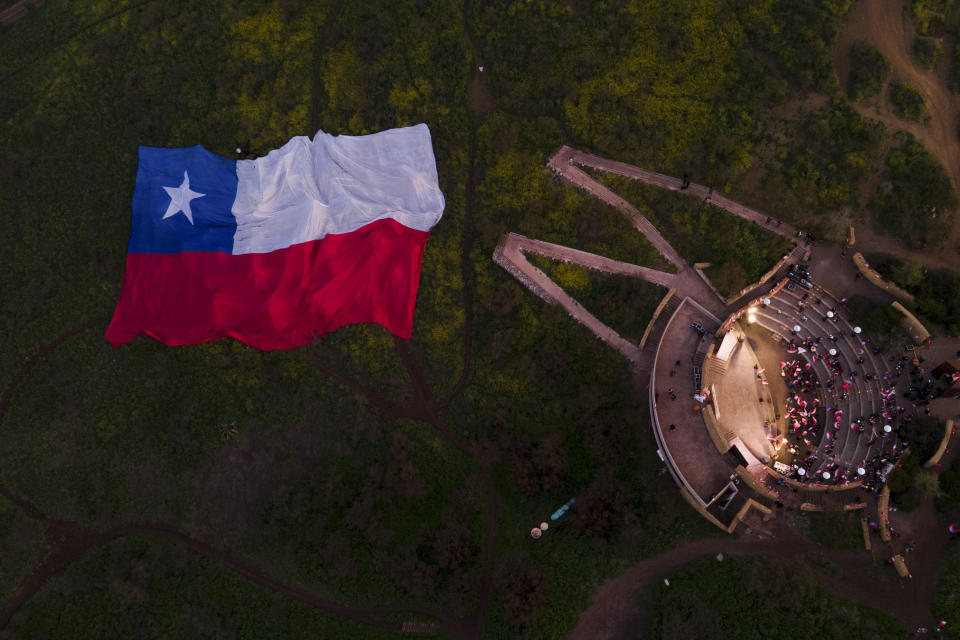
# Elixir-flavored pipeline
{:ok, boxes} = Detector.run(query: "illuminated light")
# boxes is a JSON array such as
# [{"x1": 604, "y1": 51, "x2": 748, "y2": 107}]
[
  {"x1": 763, "y1": 298, "x2": 771, "y2": 305},
  {"x1": 748, "y1": 314, "x2": 757, "y2": 324}
]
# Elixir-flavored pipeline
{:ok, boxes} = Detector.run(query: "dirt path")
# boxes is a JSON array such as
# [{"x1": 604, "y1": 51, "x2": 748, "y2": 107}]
[
  {"x1": 569, "y1": 520, "x2": 940, "y2": 639},
  {"x1": 4, "y1": 5, "x2": 500, "y2": 638},
  {"x1": 0, "y1": 322, "x2": 461, "y2": 636},
  {"x1": 1, "y1": 522, "x2": 465, "y2": 637},
  {"x1": 833, "y1": 0, "x2": 960, "y2": 256}
]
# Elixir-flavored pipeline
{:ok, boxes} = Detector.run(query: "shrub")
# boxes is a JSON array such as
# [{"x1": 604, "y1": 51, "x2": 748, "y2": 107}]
[
  {"x1": 910, "y1": 0, "x2": 952, "y2": 35},
  {"x1": 913, "y1": 35, "x2": 943, "y2": 68},
  {"x1": 848, "y1": 41, "x2": 891, "y2": 100},
  {"x1": 889, "y1": 81, "x2": 929, "y2": 122},
  {"x1": 870, "y1": 135, "x2": 957, "y2": 249}
]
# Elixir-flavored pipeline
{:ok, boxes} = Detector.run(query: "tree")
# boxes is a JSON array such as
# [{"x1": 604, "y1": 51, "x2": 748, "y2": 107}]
[
  {"x1": 496, "y1": 559, "x2": 550, "y2": 626},
  {"x1": 889, "y1": 81, "x2": 929, "y2": 122},
  {"x1": 572, "y1": 469, "x2": 631, "y2": 541},
  {"x1": 848, "y1": 41, "x2": 891, "y2": 100},
  {"x1": 891, "y1": 260, "x2": 925, "y2": 288}
]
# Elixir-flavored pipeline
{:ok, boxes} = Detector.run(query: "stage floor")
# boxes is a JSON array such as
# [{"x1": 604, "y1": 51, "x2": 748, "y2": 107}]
[{"x1": 710, "y1": 326, "x2": 791, "y2": 463}]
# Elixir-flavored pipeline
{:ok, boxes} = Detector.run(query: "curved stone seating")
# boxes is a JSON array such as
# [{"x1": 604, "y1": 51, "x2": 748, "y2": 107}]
[{"x1": 749, "y1": 281, "x2": 900, "y2": 484}]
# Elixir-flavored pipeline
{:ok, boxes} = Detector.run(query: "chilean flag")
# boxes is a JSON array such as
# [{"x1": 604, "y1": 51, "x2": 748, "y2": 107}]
[{"x1": 105, "y1": 124, "x2": 445, "y2": 350}]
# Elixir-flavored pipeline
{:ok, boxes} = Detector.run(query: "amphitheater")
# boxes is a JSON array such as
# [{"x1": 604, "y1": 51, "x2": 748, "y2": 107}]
[{"x1": 496, "y1": 146, "x2": 916, "y2": 532}]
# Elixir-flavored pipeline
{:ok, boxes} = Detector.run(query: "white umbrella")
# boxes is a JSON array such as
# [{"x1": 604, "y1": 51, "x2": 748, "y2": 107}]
[
  {"x1": 884, "y1": 424, "x2": 892, "y2": 433},
  {"x1": 797, "y1": 468, "x2": 806, "y2": 476},
  {"x1": 857, "y1": 467, "x2": 866, "y2": 475},
  {"x1": 822, "y1": 471, "x2": 831, "y2": 480},
  {"x1": 853, "y1": 326, "x2": 862, "y2": 334},
  {"x1": 826, "y1": 311, "x2": 834, "y2": 318},
  {"x1": 793, "y1": 325, "x2": 801, "y2": 332},
  {"x1": 829, "y1": 348, "x2": 837, "y2": 356},
  {"x1": 763, "y1": 298, "x2": 771, "y2": 305}
]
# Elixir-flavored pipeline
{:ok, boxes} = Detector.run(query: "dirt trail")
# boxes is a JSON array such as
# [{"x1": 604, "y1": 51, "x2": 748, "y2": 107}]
[
  {"x1": 854, "y1": 224, "x2": 960, "y2": 271},
  {"x1": 569, "y1": 522, "x2": 936, "y2": 639},
  {"x1": 833, "y1": 0, "x2": 960, "y2": 256},
  {"x1": 0, "y1": 318, "x2": 106, "y2": 521},
  {"x1": 1, "y1": 522, "x2": 465, "y2": 637}
]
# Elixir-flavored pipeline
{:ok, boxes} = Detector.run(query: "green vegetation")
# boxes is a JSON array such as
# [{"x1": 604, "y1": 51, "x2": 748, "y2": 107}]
[
  {"x1": 913, "y1": 35, "x2": 943, "y2": 68},
  {"x1": 867, "y1": 255, "x2": 960, "y2": 334},
  {"x1": 909, "y1": 0, "x2": 954, "y2": 35},
  {"x1": 6, "y1": 536, "x2": 399, "y2": 639},
  {"x1": 797, "y1": 511, "x2": 868, "y2": 550},
  {"x1": 751, "y1": 0, "x2": 851, "y2": 93},
  {"x1": 775, "y1": 99, "x2": 887, "y2": 216},
  {"x1": 844, "y1": 296, "x2": 905, "y2": 347},
  {"x1": 938, "y1": 455, "x2": 960, "y2": 520},
  {"x1": 886, "y1": 420, "x2": 946, "y2": 512},
  {"x1": 0, "y1": 500, "x2": 42, "y2": 602},
  {"x1": 934, "y1": 541, "x2": 960, "y2": 632},
  {"x1": 870, "y1": 135, "x2": 957, "y2": 249},
  {"x1": 528, "y1": 255, "x2": 666, "y2": 343},
  {"x1": 951, "y1": 43, "x2": 960, "y2": 92},
  {"x1": 889, "y1": 81, "x2": 929, "y2": 122},
  {"x1": 848, "y1": 42, "x2": 892, "y2": 100},
  {"x1": 647, "y1": 555, "x2": 908, "y2": 638},
  {"x1": 1, "y1": 0, "x2": 953, "y2": 636},
  {"x1": 592, "y1": 175, "x2": 794, "y2": 297},
  {"x1": 909, "y1": 415, "x2": 949, "y2": 466}
]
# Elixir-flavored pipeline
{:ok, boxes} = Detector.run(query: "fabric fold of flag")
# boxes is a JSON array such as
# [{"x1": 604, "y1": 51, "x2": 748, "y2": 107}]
[{"x1": 106, "y1": 124, "x2": 445, "y2": 350}]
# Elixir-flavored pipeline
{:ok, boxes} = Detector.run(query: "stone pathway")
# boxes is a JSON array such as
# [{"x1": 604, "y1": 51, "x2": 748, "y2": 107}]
[
  {"x1": 494, "y1": 233, "x2": 648, "y2": 364},
  {"x1": 554, "y1": 146, "x2": 799, "y2": 240}
]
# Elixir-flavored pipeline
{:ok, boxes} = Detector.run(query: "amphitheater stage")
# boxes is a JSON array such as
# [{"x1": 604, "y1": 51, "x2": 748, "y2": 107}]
[{"x1": 707, "y1": 324, "x2": 791, "y2": 464}]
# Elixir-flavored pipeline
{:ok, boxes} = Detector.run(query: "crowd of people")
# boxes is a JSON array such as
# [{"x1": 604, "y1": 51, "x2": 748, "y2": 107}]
[{"x1": 776, "y1": 338, "x2": 909, "y2": 488}]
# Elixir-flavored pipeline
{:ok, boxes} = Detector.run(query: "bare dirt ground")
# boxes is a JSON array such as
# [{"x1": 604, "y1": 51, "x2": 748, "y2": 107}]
[{"x1": 833, "y1": 0, "x2": 960, "y2": 265}]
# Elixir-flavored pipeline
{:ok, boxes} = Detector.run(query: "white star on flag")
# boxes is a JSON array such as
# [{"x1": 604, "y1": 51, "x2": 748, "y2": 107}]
[{"x1": 162, "y1": 170, "x2": 205, "y2": 225}]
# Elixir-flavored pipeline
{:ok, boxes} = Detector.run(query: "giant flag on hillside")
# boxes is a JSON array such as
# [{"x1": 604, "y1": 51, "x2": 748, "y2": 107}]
[{"x1": 106, "y1": 124, "x2": 445, "y2": 350}]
